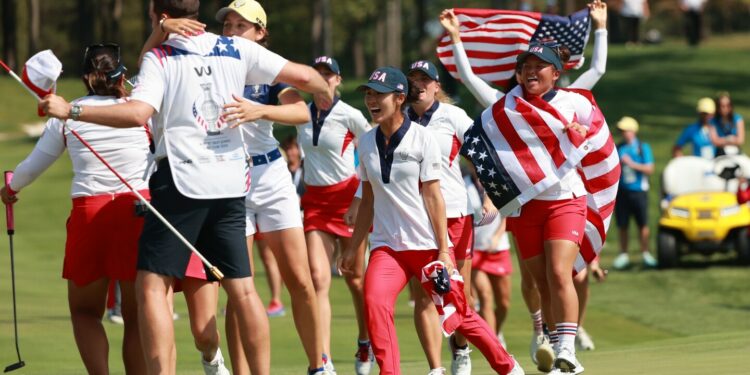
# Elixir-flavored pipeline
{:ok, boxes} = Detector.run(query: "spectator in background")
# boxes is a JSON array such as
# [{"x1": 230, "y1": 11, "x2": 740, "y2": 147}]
[
  {"x1": 674, "y1": 97, "x2": 717, "y2": 159},
  {"x1": 613, "y1": 117, "x2": 657, "y2": 270},
  {"x1": 680, "y1": 0, "x2": 708, "y2": 46},
  {"x1": 281, "y1": 135, "x2": 305, "y2": 197},
  {"x1": 620, "y1": 0, "x2": 649, "y2": 45},
  {"x1": 710, "y1": 92, "x2": 745, "y2": 157}
]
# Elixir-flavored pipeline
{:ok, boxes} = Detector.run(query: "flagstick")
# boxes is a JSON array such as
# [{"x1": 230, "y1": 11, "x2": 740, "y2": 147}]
[{"x1": 0, "y1": 61, "x2": 225, "y2": 280}]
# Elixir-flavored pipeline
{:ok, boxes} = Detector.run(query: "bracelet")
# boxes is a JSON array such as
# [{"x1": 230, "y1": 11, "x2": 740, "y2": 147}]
[{"x1": 159, "y1": 17, "x2": 167, "y2": 33}]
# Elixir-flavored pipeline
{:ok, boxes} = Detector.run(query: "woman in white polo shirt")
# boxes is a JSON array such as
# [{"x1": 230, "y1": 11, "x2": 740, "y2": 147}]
[
  {"x1": 405, "y1": 59, "x2": 475, "y2": 374},
  {"x1": 298, "y1": 56, "x2": 374, "y2": 374},
  {"x1": 1, "y1": 45, "x2": 147, "y2": 374},
  {"x1": 339, "y1": 67, "x2": 522, "y2": 375}
]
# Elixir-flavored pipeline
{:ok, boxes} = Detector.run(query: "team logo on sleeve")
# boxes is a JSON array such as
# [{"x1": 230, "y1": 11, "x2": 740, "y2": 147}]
[{"x1": 192, "y1": 83, "x2": 227, "y2": 136}]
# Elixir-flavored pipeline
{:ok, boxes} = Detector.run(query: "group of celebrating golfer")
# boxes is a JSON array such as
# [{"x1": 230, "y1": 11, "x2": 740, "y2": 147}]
[{"x1": 0, "y1": 0, "x2": 615, "y2": 374}]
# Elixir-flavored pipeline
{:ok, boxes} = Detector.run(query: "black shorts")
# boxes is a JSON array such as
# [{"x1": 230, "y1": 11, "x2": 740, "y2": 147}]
[
  {"x1": 614, "y1": 189, "x2": 649, "y2": 228},
  {"x1": 137, "y1": 160, "x2": 250, "y2": 281}
]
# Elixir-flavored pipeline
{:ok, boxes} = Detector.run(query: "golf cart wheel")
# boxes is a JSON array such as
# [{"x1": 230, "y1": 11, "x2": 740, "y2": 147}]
[
  {"x1": 735, "y1": 228, "x2": 750, "y2": 265},
  {"x1": 657, "y1": 230, "x2": 680, "y2": 269}
]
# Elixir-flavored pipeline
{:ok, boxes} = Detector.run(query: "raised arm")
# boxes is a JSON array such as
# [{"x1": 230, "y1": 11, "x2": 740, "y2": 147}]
[
  {"x1": 275, "y1": 61, "x2": 333, "y2": 110},
  {"x1": 440, "y1": 9, "x2": 503, "y2": 108},
  {"x1": 138, "y1": 17, "x2": 206, "y2": 67},
  {"x1": 570, "y1": 0, "x2": 608, "y2": 90}
]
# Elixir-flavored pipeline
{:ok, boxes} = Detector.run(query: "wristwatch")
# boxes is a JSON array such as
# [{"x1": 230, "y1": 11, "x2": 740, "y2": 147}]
[{"x1": 70, "y1": 104, "x2": 83, "y2": 121}]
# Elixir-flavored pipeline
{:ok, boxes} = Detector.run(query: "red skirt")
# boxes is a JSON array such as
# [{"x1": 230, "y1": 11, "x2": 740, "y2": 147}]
[
  {"x1": 302, "y1": 175, "x2": 359, "y2": 238},
  {"x1": 472, "y1": 250, "x2": 513, "y2": 277},
  {"x1": 63, "y1": 190, "x2": 150, "y2": 286}
]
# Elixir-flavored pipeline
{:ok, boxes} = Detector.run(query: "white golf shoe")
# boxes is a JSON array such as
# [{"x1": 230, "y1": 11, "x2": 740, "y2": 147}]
[
  {"x1": 553, "y1": 347, "x2": 584, "y2": 374},
  {"x1": 450, "y1": 341, "x2": 472, "y2": 375},
  {"x1": 535, "y1": 337, "x2": 555, "y2": 373},
  {"x1": 354, "y1": 342, "x2": 374, "y2": 375},
  {"x1": 427, "y1": 367, "x2": 447, "y2": 375},
  {"x1": 575, "y1": 327, "x2": 595, "y2": 351},
  {"x1": 201, "y1": 348, "x2": 230, "y2": 375},
  {"x1": 508, "y1": 357, "x2": 525, "y2": 375}
]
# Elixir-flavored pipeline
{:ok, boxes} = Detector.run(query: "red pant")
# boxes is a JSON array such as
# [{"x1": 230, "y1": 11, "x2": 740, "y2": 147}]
[{"x1": 364, "y1": 247, "x2": 514, "y2": 375}]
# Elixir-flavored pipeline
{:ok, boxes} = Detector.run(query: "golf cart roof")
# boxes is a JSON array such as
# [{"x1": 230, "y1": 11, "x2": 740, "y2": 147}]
[{"x1": 662, "y1": 155, "x2": 750, "y2": 196}]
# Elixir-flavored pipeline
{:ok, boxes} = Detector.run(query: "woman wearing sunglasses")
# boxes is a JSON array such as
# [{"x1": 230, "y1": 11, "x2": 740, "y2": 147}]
[
  {"x1": 1, "y1": 44, "x2": 148, "y2": 374},
  {"x1": 339, "y1": 67, "x2": 523, "y2": 375}
]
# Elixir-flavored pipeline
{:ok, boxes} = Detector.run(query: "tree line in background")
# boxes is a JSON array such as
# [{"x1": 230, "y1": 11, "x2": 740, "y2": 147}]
[{"x1": 1, "y1": 0, "x2": 749, "y2": 79}]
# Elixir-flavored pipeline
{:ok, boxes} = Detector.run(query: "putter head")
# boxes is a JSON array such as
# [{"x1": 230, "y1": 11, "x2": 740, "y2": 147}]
[{"x1": 4, "y1": 361, "x2": 25, "y2": 372}]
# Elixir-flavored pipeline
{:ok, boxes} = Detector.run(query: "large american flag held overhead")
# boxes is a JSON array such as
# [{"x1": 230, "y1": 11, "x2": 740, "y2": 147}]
[
  {"x1": 461, "y1": 87, "x2": 620, "y2": 272},
  {"x1": 437, "y1": 8, "x2": 591, "y2": 88}
]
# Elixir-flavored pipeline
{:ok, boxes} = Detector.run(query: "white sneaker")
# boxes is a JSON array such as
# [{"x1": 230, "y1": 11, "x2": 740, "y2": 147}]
[
  {"x1": 529, "y1": 332, "x2": 544, "y2": 364},
  {"x1": 201, "y1": 348, "x2": 230, "y2": 375},
  {"x1": 612, "y1": 253, "x2": 630, "y2": 270},
  {"x1": 323, "y1": 357, "x2": 337, "y2": 375},
  {"x1": 427, "y1": 367, "x2": 447, "y2": 375},
  {"x1": 575, "y1": 327, "x2": 595, "y2": 351},
  {"x1": 354, "y1": 342, "x2": 374, "y2": 375},
  {"x1": 450, "y1": 339, "x2": 472, "y2": 375},
  {"x1": 535, "y1": 338, "x2": 555, "y2": 373},
  {"x1": 554, "y1": 347, "x2": 584, "y2": 374},
  {"x1": 508, "y1": 357, "x2": 525, "y2": 375},
  {"x1": 308, "y1": 370, "x2": 333, "y2": 375}
]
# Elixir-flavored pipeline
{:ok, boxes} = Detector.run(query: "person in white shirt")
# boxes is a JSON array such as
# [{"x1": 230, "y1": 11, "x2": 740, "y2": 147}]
[
  {"x1": 1, "y1": 45, "x2": 148, "y2": 374},
  {"x1": 339, "y1": 67, "x2": 522, "y2": 375},
  {"x1": 680, "y1": 0, "x2": 708, "y2": 46},
  {"x1": 40, "y1": 1, "x2": 332, "y2": 374},
  {"x1": 404, "y1": 59, "x2": 475, "y2": 375},
  {"x1": 440, "y1": 1, "x2": 609, "y2": 367},
  {"x1": 150, "y1": 2, "x2": 332, "y2": 373},
  {"x1": 298, "y1": 56, "x2": 374, "y2": 374},
  {"x1": 620, "y1": 0, "x2": 649, "y2": 45}
]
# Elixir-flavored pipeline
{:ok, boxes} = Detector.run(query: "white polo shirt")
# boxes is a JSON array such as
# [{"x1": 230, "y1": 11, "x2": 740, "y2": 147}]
[
  {"x1": 408, "y1": 101, "x2": 473, "y2": 217},
  {"x1": 239, "y1": 83, "x2": 293, "y2": 155},
  {"x1": 298, "y1": 99, "x2": 371, "y2": 186},
  {"x1": 16, "y1": 95, "x2": 150, "y2": 197},
  {"x1": 358, "y1": 118, "x2": 450, "y2": 251},
  {"x1": 132, "y1": 32, "x2": 287, "y2": 199}
]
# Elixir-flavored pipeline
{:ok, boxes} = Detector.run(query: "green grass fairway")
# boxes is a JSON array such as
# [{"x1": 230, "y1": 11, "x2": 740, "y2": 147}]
[{"x1": 1, "y1": 35, "x2": 750, "y2": 374}]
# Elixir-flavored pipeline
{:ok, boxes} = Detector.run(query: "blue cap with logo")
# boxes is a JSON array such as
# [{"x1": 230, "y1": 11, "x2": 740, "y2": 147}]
[
  {"x1": 517, "y1": 41, "x2": 564, "y2": 71},
  {"x1": 312, "y1": 55, "x2": 341, "y2": 75},
  {"x1": 408, "y1": 60, "x2": 439, "y2": 81},
  {"x1": 357, "y1": 66, "x2": 408, "y2": 94}
]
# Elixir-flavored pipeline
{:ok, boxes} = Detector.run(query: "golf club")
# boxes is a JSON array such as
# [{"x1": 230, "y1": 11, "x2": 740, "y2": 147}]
[
  {"x1": 0, "y1": 59, "x2": 224, "y2": 280},
  {"x1": 3, "y1": 171, "x2": 25, "y2": 373}
]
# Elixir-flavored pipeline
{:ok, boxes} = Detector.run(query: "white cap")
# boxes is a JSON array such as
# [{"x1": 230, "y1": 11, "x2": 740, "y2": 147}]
[{"x1": 22, "y1": 50, "x2": 62, "y2": 97}]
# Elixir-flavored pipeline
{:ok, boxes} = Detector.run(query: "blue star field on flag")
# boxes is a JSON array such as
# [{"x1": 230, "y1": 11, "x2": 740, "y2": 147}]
[{"x1": 531, "y1": 8, "x2": 590, "y2": 56}]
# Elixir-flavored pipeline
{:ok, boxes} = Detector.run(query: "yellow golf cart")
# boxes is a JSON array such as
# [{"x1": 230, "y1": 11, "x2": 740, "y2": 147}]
[{"x1": 658, "y1": 155, "x2": 750, "y2": 268}]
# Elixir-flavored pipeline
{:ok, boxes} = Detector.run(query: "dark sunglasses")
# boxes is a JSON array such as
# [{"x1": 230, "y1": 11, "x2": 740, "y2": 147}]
[{"x1": 83, "y1": 43, "x2": 127, "y2": 81}]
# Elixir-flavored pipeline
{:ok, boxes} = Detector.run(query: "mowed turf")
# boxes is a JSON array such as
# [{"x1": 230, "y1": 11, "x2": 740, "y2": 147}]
[{"x1": 1, "y1": 35, "x2": 749, "y2": 374}]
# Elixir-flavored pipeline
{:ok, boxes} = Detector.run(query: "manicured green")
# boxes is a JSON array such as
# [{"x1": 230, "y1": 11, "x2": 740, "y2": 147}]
[{"x1": 0, "y1": 35, "x2": 749, "y2": 374}]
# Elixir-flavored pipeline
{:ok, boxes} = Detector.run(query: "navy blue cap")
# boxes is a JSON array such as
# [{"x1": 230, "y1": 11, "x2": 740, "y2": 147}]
[
  {"x1": 357, "y1": 66, "x2": 408, "y2": 94},
  {"x1": 517, "y1": 42, "x2": 564, "y2": 71},
  {"x1": 312, "y1": 55, "x2": 341, "y2": 75},
  {"x1": 408, "y1": 60, "x2": 439, "y2": 81}
]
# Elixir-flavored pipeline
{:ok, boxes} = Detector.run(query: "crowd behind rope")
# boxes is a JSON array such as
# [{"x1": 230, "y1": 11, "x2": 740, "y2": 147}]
[{"x1": 0, "y1": 1, "x2": 744, "y2": 375}]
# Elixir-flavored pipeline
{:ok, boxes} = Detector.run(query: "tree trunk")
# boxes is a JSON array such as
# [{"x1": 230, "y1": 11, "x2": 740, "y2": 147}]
[
  {"x1": 311, "y1": 0, "x2": 332, "y2": 58},
  {"x1": 2, "y1": 0, "x2": 18, "y2": 70},
  {"x1": 375, "y1": 4, "x2": 386, "y2": 68},
  {"x1": 385, "y1": 0, "x2": 401, "y2": 67},
  {"x1": 111, "y1": 0, "x2": 123, "y2": 43},
  {"x1": 27, "y1": 0, "x2": 40, "y2": 54}
]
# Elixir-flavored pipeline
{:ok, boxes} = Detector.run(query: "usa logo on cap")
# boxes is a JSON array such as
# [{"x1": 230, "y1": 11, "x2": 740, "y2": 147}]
[
  {"x1": 370, "y1": 71, "x2": 387, "y2": 82},
  {"x1": 411, "y1": 61, "x2": 429, "y2": 70},
  {"x1": 529, "y1": 46, "x2": 544, "y2": 53},
  {"x1": 315, "y1": 56, "x2": 333, "y2": 65}
]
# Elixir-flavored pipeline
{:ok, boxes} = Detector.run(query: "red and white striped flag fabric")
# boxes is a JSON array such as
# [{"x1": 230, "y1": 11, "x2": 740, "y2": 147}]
[
  {"x1": 460, "y1": 87, "x2": 619, "y2": 271},
  {"x1": 420, "y1": 261, "x2": 467, "y2": 336},
  {"x1": 437, "y1": 8, "x2": 591, "y2": 89}
]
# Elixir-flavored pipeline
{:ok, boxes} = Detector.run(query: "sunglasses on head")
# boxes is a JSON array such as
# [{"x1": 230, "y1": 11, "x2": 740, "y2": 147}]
[{"x1": 83, "y1": 43, "x2": 127, "y2": 81}]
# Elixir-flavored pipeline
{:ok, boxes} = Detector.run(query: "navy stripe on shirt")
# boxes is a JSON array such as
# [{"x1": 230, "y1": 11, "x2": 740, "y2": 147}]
[
  {"x1": 375, "y1": 117, "x2": 411, "y2": 184},
  {"x1": 407, "y1": 100, "x2": 440, "y2": 127},
  {"x1": 310, "y1": 97, "x2": 341, "y2": 146}
]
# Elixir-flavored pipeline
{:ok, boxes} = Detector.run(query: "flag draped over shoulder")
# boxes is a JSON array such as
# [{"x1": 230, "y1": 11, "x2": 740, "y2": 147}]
[
  {"x1": 437, "y1": 8, "x2": 591, "y2": 88},
  {"x1": 461, "y1": 87, "x2": 620, "y2": 272}
]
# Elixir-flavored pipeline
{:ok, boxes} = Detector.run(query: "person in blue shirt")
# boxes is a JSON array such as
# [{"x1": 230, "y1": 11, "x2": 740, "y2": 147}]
[
  {"x1": 709, "y1": 92, "x2": 745, "y2": 157},
  {"x1": 613, "y1": 117, "x2": 657, "y2": 270},
  {"x1": 673, "y1": 97, "x2": 716, "y2": 159}
]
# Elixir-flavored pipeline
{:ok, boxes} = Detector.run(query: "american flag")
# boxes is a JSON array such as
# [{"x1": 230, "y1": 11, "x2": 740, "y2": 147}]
[
  {"x1": 461, "y1": 87, "x2": 620, "y2": 272},
  {"x1": 437, "y1": 8, "x2": 591, "y2": 88}
]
